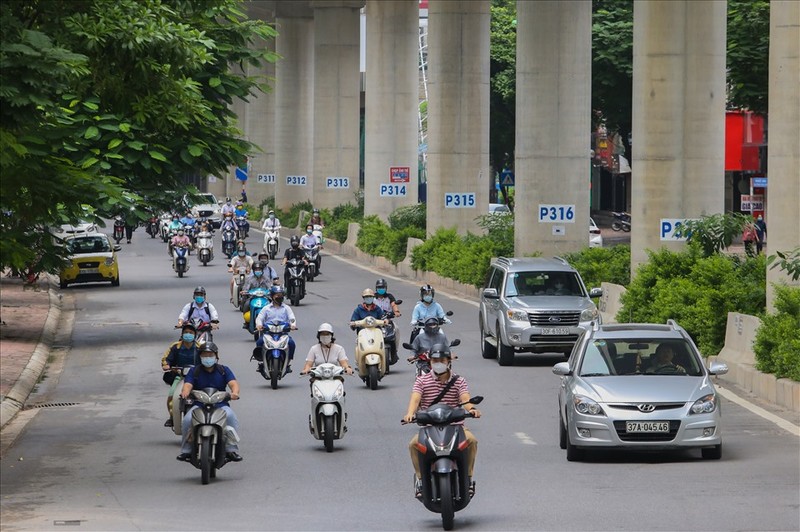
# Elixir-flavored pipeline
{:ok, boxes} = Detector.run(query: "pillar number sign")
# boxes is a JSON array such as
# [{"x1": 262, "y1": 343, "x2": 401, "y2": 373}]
[
  {"x1": 286, "y1": 176, "x2": 307, "y2": 186},
  {"x1": 326, "y1": 177, "x2": 350, "y2": 189},
  {"x1": 444, "y1": 193, "x2": 476, "y2": 208},
  {"x1": 380, "y1": 184, "x2": 407, "y2": 196},
  {"x1": 257, "y1": 174, "x2": 275, "y2": 184},
  {"x1": 538, "y1": 204, "x2": 575, "y2": 223}
]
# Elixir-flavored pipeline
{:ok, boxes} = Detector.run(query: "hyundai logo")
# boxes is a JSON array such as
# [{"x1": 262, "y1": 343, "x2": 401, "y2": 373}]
[
  {"x1": 548, "y1": 316, "x2": 562, "y2": 323},
  {"x1": 637, "y1": 404, "x2": 656, "y2": 412}
]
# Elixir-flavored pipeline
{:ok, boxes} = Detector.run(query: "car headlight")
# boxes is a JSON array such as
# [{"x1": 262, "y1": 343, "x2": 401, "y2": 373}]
[
  {"x1": 580, "y1": 307, "x2": 598, "y2": 321},
  {"x1": 690, "y1": 394, "x2": 717, "y2": 414},
  {"x1": 506, "y1": 309, "x2": 528, "y2": 322},
  {"x1": 104, "y1": 258, "x2": 115, "y2": 266},
  {"x1": 573, "y1": 395, "x2": 604, "y2": 416}
]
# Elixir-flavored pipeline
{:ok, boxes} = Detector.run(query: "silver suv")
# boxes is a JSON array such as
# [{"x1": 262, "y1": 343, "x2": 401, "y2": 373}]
[{"x1": 479, "y1": 257, "x2": 602, "y2": 365}]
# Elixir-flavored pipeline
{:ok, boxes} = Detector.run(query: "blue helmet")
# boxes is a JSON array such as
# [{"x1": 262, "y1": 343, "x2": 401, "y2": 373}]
[{"x1": 270, "y1": 285, "x2": 285, "y2": 296}]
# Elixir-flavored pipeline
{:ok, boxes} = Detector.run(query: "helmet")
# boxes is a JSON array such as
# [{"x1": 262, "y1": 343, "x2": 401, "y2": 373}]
[
  {"x1": 420, "y1": 284, "x2": 435, "y2": 300},
  {"x1": 252, "y1": 261, "x2": 264, "y2": 271},
  {"x1": 424, "y1": 317, "x2": 440, "y2": 335},
  {"x1": 199, "y1": 341, "x2": 219, "y2": 356},
  {"x1": 429, "y1": 343, "x2": 452, "y2": 360},
  {"x1": 268, "y1": 209, "x2": 275, "y2": 215},
  {"x1": 375, "y1": 278, "x2": 388, "y2": 290},
  {"x1": 181, "y1": 323, "x2": 198, "y2": 333},
  {"x1": 290, "y1": 235, "x2": 300, "y2": 248},
  {"x1": 225, "y1": 197, "x2": 231, "y2": 203},
  {"x1": 270, "y1": 285, "x2": 285, "y2": 296},
  {"x1": 362, "y1": 288, "x2": 375, "y2": 298},
  {"x1": 177, "y1": 229, "x2": 185, "y2": 236},
  {"x1": 257, "y1": 252, "x2": 269, "y2": 261},
  {"x1": 193, "y1": 286, "x2": 206, "y2": 296},
  {"x1": 317, "y1": 322, "x2": 334, "y2": 334},
  {"x1": 313, "y1": 208, "x2": 319, "y2": 214},
  {"x1": 236, "y1": 241, "x2": 246, "y2": 251}
]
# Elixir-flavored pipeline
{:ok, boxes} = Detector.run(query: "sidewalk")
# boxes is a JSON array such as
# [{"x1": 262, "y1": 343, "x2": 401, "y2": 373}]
[{"x1": 0, "y1": 274, "x2": 61, "y2": 429}]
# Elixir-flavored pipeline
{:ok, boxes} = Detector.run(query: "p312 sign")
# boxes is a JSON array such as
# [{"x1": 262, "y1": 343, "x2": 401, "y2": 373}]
[
  {"x1": 286, "y1": 175, "x2": 307, "y2": 186},
  {"x1": 538, "y1": 204, "x2": 575, "y2": 223}
]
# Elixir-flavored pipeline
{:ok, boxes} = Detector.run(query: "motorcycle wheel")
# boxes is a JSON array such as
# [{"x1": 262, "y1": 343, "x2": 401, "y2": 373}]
[
  {"x1": 269, "y1": 250, "x2": 276, "y2": 260},
  {"x1": 270, "y1": 358, "x2": 280, "y2": 390},
  {"x1": 200, "y1": 436, "x2": 212, "y2": 485},
  {"x1": 438, "y1": 474, "x2": 455, "y2": 531},
  {"x1": 611, "y1": 221, "x2": 622, "y2": 232},
  {"x1": 291, "y1": 297, "x2": 300, "y2": 307},
  {"x1": 178, "y1": 269, "x2": 184, "y2": 278},
  {"x1": 622, "y1": 223, "x2": 631, "y2": 232},
  {"x1": 368, "y1": 365, "x2": 379, "y2": 390},
  {"x1": 323, "y1": 416, "x2": 335, "y2": 453}
]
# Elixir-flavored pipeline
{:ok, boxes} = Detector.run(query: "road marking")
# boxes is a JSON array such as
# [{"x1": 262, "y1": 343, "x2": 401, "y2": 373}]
[
  {"x1": 515, "y1": 432, "x2": 537, "y2": 445},
  {"x1": 717, "y1": 386, "x2": 800, "y2": 437}
]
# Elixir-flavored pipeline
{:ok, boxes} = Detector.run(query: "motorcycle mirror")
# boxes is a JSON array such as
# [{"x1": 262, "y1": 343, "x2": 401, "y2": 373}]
[
  {"x1": 395, "y1": 299, "x2": 403, "y2": 305},
  {"x1": 449, "y1": 338, "x2": 461, "y2": 347},
  {"x1": 470, "y1": 396, "x2": 484, "y2": 405},
  {"x1": 402, "y1": 342, "x2": 414, "y2": 350},
  {"x1": 445, "y1": 310, "x2": 454, "y2": 316}
]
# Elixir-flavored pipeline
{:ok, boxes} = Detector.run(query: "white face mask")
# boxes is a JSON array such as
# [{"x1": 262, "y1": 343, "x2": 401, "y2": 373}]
[
  {"x1": 319, "y1": 334, "x2": 332, "y2": 346},
  {"x1": 431, "y1": 362, "x2": 449, "y2": 375}
]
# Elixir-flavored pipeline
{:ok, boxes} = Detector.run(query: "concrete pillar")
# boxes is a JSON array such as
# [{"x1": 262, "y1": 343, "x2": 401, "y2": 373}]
[
  {"x1": 244, "y1": 1, "x2": 278, "y2": 211},
  {"x1": 631, "y1": 0, "x2": 727, "y2": 269},
  {"x1": 363, "y1": 0, "x2": 419, "y2": 219},
  {"x1": 426, "y1": 0, "x2": 490, "y2": 235},
  {"x1": 311, "y1": 0, "x2": 364, "y2": 210},
  {"x1": 766, "y1": 0, "x2": 800, "y2": 307},
  {"x1": 274, "y1": 4, "x2": 315, "y2": 210},
  {"x1": 514, "y1": 0, "x2": 592, "y2": 256}
]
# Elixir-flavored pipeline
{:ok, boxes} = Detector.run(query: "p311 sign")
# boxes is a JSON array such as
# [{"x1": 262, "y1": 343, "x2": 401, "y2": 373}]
[
  {"x1": 444, "y1": 193, "x2": 476, "y2": 208},
  {"x1": 256, "y1": 174, "x2": 276, "y2": 184},
  {"x1": 538, "y1": 204, "x2": 575, "y2": 223},
  {"x1": 326, "y1": 177, "x2": 349, "y2": 189}
]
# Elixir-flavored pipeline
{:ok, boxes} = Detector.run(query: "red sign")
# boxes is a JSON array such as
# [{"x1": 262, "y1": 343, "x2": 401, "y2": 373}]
[{"x1": 390, "y1": 166, "x2": 410, "y2": 183}]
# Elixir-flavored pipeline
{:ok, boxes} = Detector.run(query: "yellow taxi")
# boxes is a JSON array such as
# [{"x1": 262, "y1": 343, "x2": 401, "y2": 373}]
[{"x1": 59, "y1": 233, "x2": 121, "y2": 288}]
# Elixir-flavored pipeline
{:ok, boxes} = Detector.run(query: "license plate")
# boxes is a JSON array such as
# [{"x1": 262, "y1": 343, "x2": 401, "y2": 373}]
[
  {"x1": 540, "y1": 327, "x2": 570, "y2": 335},
  {"x1": 626, "y1": 421, "x2": 669, "y2": 433},
  {"x1": 79, "y1": 268, "x2": 99, "y2": 274}
]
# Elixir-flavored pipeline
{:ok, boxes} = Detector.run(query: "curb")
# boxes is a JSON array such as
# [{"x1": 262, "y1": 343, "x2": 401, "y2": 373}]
[{"x1": 0, "y1": 277, "x2": 63, "y2": 429}]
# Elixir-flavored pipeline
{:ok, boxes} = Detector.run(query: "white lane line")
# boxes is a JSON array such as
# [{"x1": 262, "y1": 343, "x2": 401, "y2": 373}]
[
  {"x1": 515, "y1": 432, "x2": 537, "y2": 445},
  {"x1": 717, "y1": 386, "x2": 800, "y2": 436}
]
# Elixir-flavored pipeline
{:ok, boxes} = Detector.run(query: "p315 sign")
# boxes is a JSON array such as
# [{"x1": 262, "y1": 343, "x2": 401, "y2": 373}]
[
  {"x1": 538, "y1": 204, "x2": 575, "y2": 223},
  {"x1": 444, "y1": 193, "x2": 476, "y2": 208}
]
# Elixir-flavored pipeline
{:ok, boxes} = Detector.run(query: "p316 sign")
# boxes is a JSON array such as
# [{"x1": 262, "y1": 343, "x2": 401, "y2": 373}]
[
  {"x1": 444, "y1": 193, "x2": 476, "y2": 208},
  {"x1": 538, "y1": 204, "x2": 575, "y2": 223}
]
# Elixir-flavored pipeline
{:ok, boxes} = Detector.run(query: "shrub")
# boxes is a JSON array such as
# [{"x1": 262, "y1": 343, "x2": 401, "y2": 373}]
[
  {"x1": 356, "y1": 215, "x2": 424, "y2": 264},
  {"x1": 389, "y1": 203, "x2": 426, "y2": 232},
  {"x1": 563, "y1": 245, "x2": 631, "y2": 289},
  {"x1": 754, "y1": 285, "x2": 800, "y2": 381}
]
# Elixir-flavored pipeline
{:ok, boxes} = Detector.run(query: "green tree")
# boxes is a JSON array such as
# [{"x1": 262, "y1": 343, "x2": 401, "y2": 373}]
[
  {"x1": 592, "y1": 0, "x2": 633, "y2": 135},
  {"x1": 727, "y1": 0, "x2": 770, "y2": 113},
  {"x1": 490, "y1": 0, "x2": 516, "y2": 171}
]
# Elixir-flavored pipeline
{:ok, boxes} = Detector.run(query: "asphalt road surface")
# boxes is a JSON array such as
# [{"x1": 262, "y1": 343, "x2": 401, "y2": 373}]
[{"x1": 1, "y1": 228, "x2": 798, "y2": 531}]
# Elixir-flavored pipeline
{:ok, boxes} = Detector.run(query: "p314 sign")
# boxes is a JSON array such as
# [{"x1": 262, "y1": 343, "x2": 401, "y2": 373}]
[
  {"x1": 380, "y1": 184, "x2": 407, "y2": 197},
  {"x1": 538, "y1": 204, "x2": 575, "y2": 223},
  {"x1": 326, "y1": 177, "x2": 349, "y2": 189},
  {"x1": 444, "y1": 193, "x2": 476, "y2": 208}
]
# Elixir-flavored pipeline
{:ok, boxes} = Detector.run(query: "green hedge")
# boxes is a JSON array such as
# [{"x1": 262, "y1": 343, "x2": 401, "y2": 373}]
[
  {"x1": 356, "y1": 215, "x2": 425, "y2": 264},
  {"x1": 754, "y1": 285, "x2": 800, "y2": 381},
  {"x1": 563, "y1": 245, "x2": 631, "y2": 289},
  {"x1": 618, "y1": 246, "x2": 766, "y2": 357}
]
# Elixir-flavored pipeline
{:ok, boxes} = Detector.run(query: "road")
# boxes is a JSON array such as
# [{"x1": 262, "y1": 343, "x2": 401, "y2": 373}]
[{"x1": 1, "y1": 228, "x2": 798, "y2": 531}]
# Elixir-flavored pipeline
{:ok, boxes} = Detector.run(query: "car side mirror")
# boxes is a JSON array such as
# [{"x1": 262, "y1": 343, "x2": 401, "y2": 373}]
[
  {"x1": 707, "y1": 362, "x2": 729, "y2": 376},
  {"x1": 449, "y1": 338, "x2": 461, "y2": 347},
  {"x1": 113, "y1": 245, "x2": 122, "y2": 252},
  {"x1": 482, "y1": 288, "x2": 499, "y2": 300},
  {"x1": 395, "y1": 299, "x2": 403, "y2": 305},
  {"x1": 552, "y1": 362, "x2": 572, "y2": 376},
  {"x1": 589, "y1": 287, "x2": 603, "y2": 298}
]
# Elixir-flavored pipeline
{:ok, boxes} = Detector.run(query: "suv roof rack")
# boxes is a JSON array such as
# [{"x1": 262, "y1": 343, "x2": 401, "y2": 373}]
[
  {"x1": 666, "y1": 319, "x2": 680, "y2": 330},
  {"x1": 552, "y1": 256, "x2": 569, "y2": 266}
]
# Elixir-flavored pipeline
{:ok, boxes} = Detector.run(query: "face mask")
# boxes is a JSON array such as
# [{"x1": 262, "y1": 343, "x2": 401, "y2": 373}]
[
  {"x1": 194, "y1": 296, "x2": 205, "y2": 304},
  {"x1": 319, "y1": 334, "x2": 332, "y2": 345},
  {"x1": 269, "y1": 214, "x2": 275, "y2": 219},
  {"x1": 363, "y1": 297, "x2": 374, "y2": 305},
  {"x1": 273, "y1": 297, "x2": 284, "y2": 305},
  {"x1": 425, "y1": 326, "x2": 438, "y2": 336},
  {"x1": 423, "y1": 295, "x2": 433, "y2": 303},
  {"x1": 201, "y1": 357, "x2": 216, "y2": 368},
  {"x1": 238, "y1": 251, "x2": 245, "y2": 257},
  {"x1": 182, "y1": 333, "x2": 195, "y2": 342},
  {"x1": 431, "y1": 362, "x2": 449, "y2": 375},
  {"x1": 306, "y1": 229, "x2": 312, "y2": 235},
  {"x1": 254, "y1": 271, "x2": 263, "y2": 278},
  {"x1": 376, "y1": 288, "x2": 386, "y2": 295}
]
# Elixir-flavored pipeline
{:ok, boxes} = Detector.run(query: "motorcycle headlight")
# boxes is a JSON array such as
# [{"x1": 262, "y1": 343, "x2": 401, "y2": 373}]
[
  {"x1": 573, "y1": 395, "x2": 604, "y2": 416},
  {"x1": 332, "y1": 383, "x2": 344, "y2": 401},
  {"x1": 506, "y1": 309, "x2": 529, "y2": 322},
  {"x1": 580, "y1": 307, "x2": 599, "y2": 322},
  {"x1": 312, "y1": 385, "x2": 325, "y2": 401},
  {"x1": 690, "y1": 394, "x2": 717, "y2": 414}
]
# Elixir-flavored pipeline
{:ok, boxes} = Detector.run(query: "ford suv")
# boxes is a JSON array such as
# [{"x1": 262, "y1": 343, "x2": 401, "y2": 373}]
[{"x1": 479, "y1": 257, "x2": 602, "y2": 365}]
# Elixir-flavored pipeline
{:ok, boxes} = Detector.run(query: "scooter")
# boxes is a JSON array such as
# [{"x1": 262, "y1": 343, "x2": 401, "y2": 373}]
[
  {"x1": 160, "y1": 215, "x2": 172, "y2": 242},
  {"x1": 304, "y1": 246, "x2": 320, "y2": 282},
  {"x1": 231, "y1": 266, "x2": 247, "y2": 309},
  {"x1": 196, "y1": 232, "x2": 214, "y2": 266},
  {"x1": 173, "y1": 245, "x2": 189, "y2": 277},
  {"x1": 403, "y1": 339, "x2": 461, "y2": 377},
  {"x1": 113, "y1": 216, "x2": 125, "y2": 244},
  {"x1": 221, "y1": 227, "x2": 236, "y2": 258},
  {"x1": 285, "y1": 258, "x2": 306, "y2": 306},
  {"x1": 185, "y1": 388, "x2": 240, "y2": 485},
  {"x1": 253, "y1": 320, "x2": 293, "y2": 390},
  {"x1": 165, "y1": 366, "x2": 193, "y2": 436},
  {"x1": 264, "y1": 228, "x2": 280, "y2": 260},
  {"x1": 611, "y1": 211, "x2": 631, "y2": 232},
  {"x1": 304, "y1": 363, "x2": 348, "y2": 452},
  {"x1": 405, "y1": 396, "x2": 484, "y2": 531},
  {"x1": 235, "y1": 216, "x2": 249, "y2": 240},
  {"x1": 351, "y1": 316, "x2": 389, "y2": 390},
  {"x1": 379, "y1": 302, "x2": 403, "y2": 366},
  {"x1": 146, "y1": 215, "x2": 160, "y2": 239},
  {"x1": 312, "y1": 224, "x2": 324, "y2": 245},
  {"x1": 242, "y1": 287, "x2": 271, "y2": 341}
]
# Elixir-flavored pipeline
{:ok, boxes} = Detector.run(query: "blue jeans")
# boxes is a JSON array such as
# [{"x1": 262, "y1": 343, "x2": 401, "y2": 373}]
[
  {"x1": 255, "y1": 335, "x2": 295, "y2": 361},
  {"x1": 180, "y1": 405, "x2": 240, "y2": 453}
]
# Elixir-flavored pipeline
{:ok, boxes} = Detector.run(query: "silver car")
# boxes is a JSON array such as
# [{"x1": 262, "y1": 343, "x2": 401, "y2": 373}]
[{"x1": 552, "y1": 320, "x2": 728, "y2": 461}]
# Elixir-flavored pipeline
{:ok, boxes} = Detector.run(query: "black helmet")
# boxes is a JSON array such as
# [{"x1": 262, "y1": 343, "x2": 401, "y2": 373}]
[
  {"x1": 290, "y1": 235, "x2": 300, "y2": 248},
  {"x1": 429, "y1": 343, "x2": 451, "y2": 360},
  {"x1": 252, "y1": 261, "x2": 264, "y2": 271},
  {"x1": 193, "y1": 286, "x2": 206, "y2": 296},
  {"x1": 312, "y1": 208, "x2": 319, "y2": 214},
  {"x1": 181, "y1": 323, "x2": 198, "y2": 333},
  {"x1": 375, "y1": 278, "x2": 387, "y2": 290},
  {"x1": 424, "y1": 317, "x2": 440, "y2": 334},
  {"x1": 420, "y1": 284, "x2": 435, "y2": 300},
  {"x1": 199, "y1": 341, "x2": 219, "y2": 356}
]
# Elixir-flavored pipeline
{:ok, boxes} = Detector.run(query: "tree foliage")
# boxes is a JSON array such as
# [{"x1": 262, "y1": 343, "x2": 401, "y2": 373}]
[
  {"x1": 592, "y1": 0, "x2": 633, "y2": 133},
  {"x1": 0, "y1": 0, "x2": 277, "y2": 275},
  {"x1": 727, "y1": 0, "x2": 770, "y2": 113},
  {"x1": 489, "y1": 0, "x2": 516, "y2": 170},
  {"x1": 675, "y1": 212, "x2": 751, "y2": 258}
]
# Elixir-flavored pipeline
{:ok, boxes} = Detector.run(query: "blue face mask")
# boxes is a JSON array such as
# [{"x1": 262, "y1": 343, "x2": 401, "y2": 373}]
[
  {"x1": 423, "y1": 295, "x2": 433, "y2": 303},
  {"x1": 376, "y1": 288, "x2": 386, "y2": 295},
  {"x1": 306, "y1": 229, "x2": 312, "y2": 235},
  {"x1": 238, "y1": 251, "x2": 245, "y2": 257},
  {"x1": 201, "y1": 357, "x2": 216, "y2": 368},
  {"x1": 182, "y1": 333, "x2": 195, "y2": 343},
  {"x1": 363, "y1": 297, "x2": 374, "y2": 305},
  {"x1": 194, "y1": 296, "x2": 205, "y2": 304},
  {"x1": 254, "y1": 271, "x2": 263, "y2": 278}
]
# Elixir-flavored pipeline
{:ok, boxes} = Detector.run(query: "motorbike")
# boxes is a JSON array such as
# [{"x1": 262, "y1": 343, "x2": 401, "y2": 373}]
[
  {"x1": 378, "y1": 302, "x2": 403, "y2": 366},
  {"x1": 253, "y1": 320, "x2": 293, "y2": 390},
  {"x1": 403, "y1": 339, "x2": 461, "y2": 377},
  {"x1": 405, "y1": 396, "x2": 484, "y2": 531},
  {"x1": 173, "y1": 245, "x2": 189, "y2": 277},
  {"x1": 242, "y1": 287, "x2": 271, "y2": 340},
  {"x1": 185, "y1": 388, "x2": 240, "y2": 485},
  {"x1": 176, "y1": 318, "x2": 214, "y2": 345},
  {"x1": 351, "y1": 316, "x2": 389, "y2": 390},
  {"x1": 196, "y1": 232, "x2": 214, "y2": 266},
  {"x1": 312, "y1": 224, "x2": 325, "y2": 245},
  {"x1": 611, "y1": 211, "x2": 631, "y2": 232},
  {"x1": 231, "y1": 266, "x2": 247, "y2": 309},
  {"x1": 183, "y1": 222, "x2": 197, "y2": 249},
  {"x1": 165, "y1": 366, "x2": 193, "y2": 436},
  {"x1": 159, "y1": 215, "x2": 172, "y2": 242},
  {"x1": 113, "y1": 216, "x2": 125, "y2": 244},
  {"x1": 305, "y1": 363, "x2": 348, "y2": 452},
  {"x1": 409, "y1": 311, "x2": 454, "y2": 344},
  {"x1": 146, "y1": 215, "x2": 160, "y2": 239},
  {"x1": 264, "y1": 228, "x2": 280, "y2": 260},
  {"x1": 221, "y1": 226, "x2": 236, "y2": 258},
  {"x1": 285, "y1": 258, "x2": 306, "y2": 306},
  {"x1": 304, "y1": 246, "x2": 320, "y2": 282},
  {"x1": 235, "y1": 216, "x2": 249, "y2": 240}
]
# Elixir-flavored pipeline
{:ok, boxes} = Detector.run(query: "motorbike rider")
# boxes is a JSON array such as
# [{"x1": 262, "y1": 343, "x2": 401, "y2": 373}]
[
  {"x1": 254, "y1": 285, "x2": 297, "y2": 373},
  {"x1": 177, "y1": 286, "x2": 220, "y2": 329},
  {"x1": 176, "y1": 341, "x2": 242, "y2": 463},
  {"x1": 221, "y1": 197, "x2": 235, "y2": 217},
  {"x1": 411, "y1": 317, "x2": 450, "y2": 356},
  {"x1": 262, "y1": 209, "x2": 281, "y2": 231},
  {"x1": 167, "y1": 214, "x2": 183, "y2": 233},
  {"x1": 179, "y1": 211, "x2": 197, "y2": 240},
  {"x1": 239, "y1": 261, "x2": 273, "y2": 320},
  {"x1": 253, "y1": 251, "x2": 280, "y2": 284},
  {"x1": 411, "y1": 284, "x2": 450, "y2": 326},
  {"x1": 228, "y1": 242, "x2": 253, "y2": 303},
  {"x1": 350, "y1": 288, "x2": 384, "y2": 332},
  {"x1": 310, "y1": 208, "x2": 325, "y2": 227},
  {"x1": 220, "y1": 212, "x2": 237, "y2": 233},
  {"x1": 403, "y1": 344, "x2": 480, "y2": 498},
  {"x1": 300, "y1": 323, "x2": 353, "y2": 375},
  {"x1": 300, "y1": 224, "x2": 322, "y2": 274},
  {"x1": 234, "y1": 201, "x2": 249, "y2": 235},
  {"x1": 374, "y1": 278, "x2": 401, "y2": 317},
  {"x1": 282, "y1": 235, "x2": 309, "y2": 286},
  {"x1": 169, "y1": 228, "x2": 193, "y2": 261},
  {"x1": 161, "y1": 323, "x2": 200, "y2": 427},
  {"x1": 123, "y1": 210, "x2": 137, "y2": 244}
]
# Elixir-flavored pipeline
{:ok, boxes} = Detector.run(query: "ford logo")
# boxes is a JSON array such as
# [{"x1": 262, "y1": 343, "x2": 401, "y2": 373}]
[
  {"x1": 637, "y1": 404, "x2": 656, "y2": 412},
  {"x1": 548, "y1": 317, "x2": 562, "y2": 323}
]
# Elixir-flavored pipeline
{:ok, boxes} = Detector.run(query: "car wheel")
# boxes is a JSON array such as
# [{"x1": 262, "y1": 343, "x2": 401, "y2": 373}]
[
  {"x1": 701, "y1": 444, "x2": 722, "y2": 460},
  {"x1": 111, "y1": 275, "x2": 120, "y2": 287},
  {"x1": 59, "y1": 278, "x2": 68, "y2": 289},
  {"x1": 479, "y1": 317, "x2": 497, "y2": 359},
  {"x1": 559, "y1": 415, "x2": 567, "y2": 450},
  {"x1": 565, "y1": 432, "x2": 584, "y2": 462},
  {"x1": 497, "y1": 324, "x2": 514, "y2": 366}
]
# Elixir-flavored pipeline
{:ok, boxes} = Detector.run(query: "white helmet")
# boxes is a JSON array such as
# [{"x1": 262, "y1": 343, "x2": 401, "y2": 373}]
[{"x1": 317, "y1": 322, "x2": 334, "y2": 334}]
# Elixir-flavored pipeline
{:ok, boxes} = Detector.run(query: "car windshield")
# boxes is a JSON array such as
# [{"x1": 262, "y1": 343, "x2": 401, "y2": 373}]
[
  {"x1": 505, "y1": 271, "x2": 584, "y2": 297},
  {"x1": 196, "y1": 194, "x2": 216, "y2": 204},
  {"x1": 578, "y1": 338, "x2": 702, "y2": 377},
  {"x1": 67, "y1": 236, "x2": 111, "y2": 254}
]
